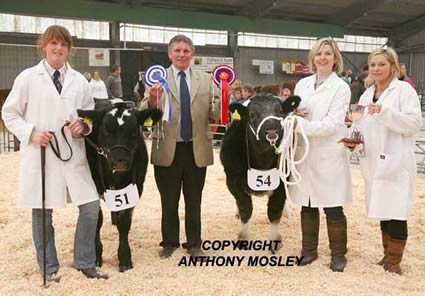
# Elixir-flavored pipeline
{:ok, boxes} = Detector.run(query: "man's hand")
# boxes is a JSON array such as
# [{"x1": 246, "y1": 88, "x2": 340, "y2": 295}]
[
  {"x1": 32, "y1": 130, "x2": 52, "y2": 147},
  {"x1": 148, "y1": 84, "x2": 164, "y2": 108}
]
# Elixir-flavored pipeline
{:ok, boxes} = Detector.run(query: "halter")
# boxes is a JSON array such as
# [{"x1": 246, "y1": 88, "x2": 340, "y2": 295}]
[{"x1": 248, "y1": 115, "x2": 285, "y2": 148}]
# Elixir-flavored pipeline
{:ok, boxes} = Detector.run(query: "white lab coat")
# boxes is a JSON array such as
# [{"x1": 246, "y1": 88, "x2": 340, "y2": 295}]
[
  {"x1": 358, "y1": 79, "x2": 422, "y2": 220},
  {"x1": 289, "y1": 72, "x2": 352, "y2": 207},
  {"x1": 2, "y1": 60, "x2": 98, "y2": 208},
  {"x1": 89, "y1": 79, "x2": 108, "y2": 99}
]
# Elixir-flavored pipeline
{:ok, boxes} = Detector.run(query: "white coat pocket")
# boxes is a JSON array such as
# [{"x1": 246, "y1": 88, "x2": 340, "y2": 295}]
[{"x1": 374, "y1": 153, "x2": 402, "y2": 180}]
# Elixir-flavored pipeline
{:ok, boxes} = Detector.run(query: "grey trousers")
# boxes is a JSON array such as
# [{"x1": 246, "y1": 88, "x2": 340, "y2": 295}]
[{"x1": 32, "y1": 199, "x2": 99, "y2": 275}]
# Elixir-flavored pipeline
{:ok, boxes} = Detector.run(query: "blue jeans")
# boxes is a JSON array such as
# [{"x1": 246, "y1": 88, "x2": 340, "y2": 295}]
[{"x1": 32, "y1": 200, "x2": 99, "y2": 275}]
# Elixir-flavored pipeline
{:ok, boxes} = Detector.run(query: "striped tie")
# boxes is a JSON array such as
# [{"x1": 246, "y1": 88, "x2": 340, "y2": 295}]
[{"x1": 53, "y1": 70, "x2": 62, "y2": 94}]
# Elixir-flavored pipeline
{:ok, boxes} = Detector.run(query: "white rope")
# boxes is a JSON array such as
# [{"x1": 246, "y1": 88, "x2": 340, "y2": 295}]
[{"x1": 277, "y1": 115, "x2": 310, "y2": 198}]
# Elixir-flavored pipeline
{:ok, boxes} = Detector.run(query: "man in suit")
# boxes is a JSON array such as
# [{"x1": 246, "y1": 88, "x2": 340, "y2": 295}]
[{"x1": 140, "y1": 35, "x2": 220, "y2": 258}]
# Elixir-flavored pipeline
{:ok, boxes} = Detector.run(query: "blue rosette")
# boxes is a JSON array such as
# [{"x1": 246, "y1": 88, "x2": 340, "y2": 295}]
[{"x1": 145, "y1": 65, "x2": 172, "y2": 122}]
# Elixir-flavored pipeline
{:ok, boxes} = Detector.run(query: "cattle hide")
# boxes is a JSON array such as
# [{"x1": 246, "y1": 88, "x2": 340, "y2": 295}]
[
  {"x1": 78, "y1": 100, "x2": 162, "y2": 272},
  {"x1": 220, "y1": 94, "x2": 300, "y2": 253}
]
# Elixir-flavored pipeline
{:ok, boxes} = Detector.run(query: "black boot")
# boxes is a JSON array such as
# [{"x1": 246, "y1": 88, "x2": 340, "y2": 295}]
[
  {"x1": 300, "y1": 211, "x2": 319, "y2": 266},
  {"x1": 327, "y1": 217, "x2": 347, "y2": 272}
]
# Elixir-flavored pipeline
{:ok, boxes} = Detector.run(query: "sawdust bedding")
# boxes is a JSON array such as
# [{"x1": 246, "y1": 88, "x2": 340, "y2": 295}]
[{"x1": 0, "y1": 146, "x2": 424, "y2": 296}]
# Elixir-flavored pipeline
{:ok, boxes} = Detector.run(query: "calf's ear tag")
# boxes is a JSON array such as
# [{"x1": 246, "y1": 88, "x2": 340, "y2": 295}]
[
  {"x1": 83, "y1": 117, "x2": 93, "y2": 126},
  {"x1": 144, "y1": 116, "x2": 153, "y2": 127},
  {"x1": 232, "y1": 109, "x2": 241, "y2": 121}
]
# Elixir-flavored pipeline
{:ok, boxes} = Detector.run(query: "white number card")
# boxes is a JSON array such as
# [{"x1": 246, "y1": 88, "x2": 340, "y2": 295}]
[
  {"x1": 247, "y1": 168, "x2": 280, "y2": 191},
  {"x1": 104, "y1": 184, "x2": 139, "y2": 212}
]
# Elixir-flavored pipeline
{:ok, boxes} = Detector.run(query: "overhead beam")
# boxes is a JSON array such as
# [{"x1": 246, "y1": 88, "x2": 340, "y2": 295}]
[
  {"x1": 239, "y1": 0, "x2": 278, "y2": 18},
  {"x1": 389, "y1": 14, "x2": 425, "y2": 43},
  {"x1": 330, "y1": 0, "x2": 389, "y2": 27},
  {"x1": 0, "y1": 0, "x2": 344, "y2": 38}
]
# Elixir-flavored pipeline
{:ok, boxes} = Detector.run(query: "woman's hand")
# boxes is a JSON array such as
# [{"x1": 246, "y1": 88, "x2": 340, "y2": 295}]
[
  {"x1": 338, "y1": 138, "x2": 359, "y2": 151},
  {"x1": 32, "y1": 130, "x2": 52, "y2": 147},
  {"x1": 69, "y1": 118, "x2": 86, "y2": 138},
  {"x1": 367, "y1": 103, "x2": 382, "y2": 115},
  {"x1": 295, "y1": 107, "x2": 309, "y2": 118}
]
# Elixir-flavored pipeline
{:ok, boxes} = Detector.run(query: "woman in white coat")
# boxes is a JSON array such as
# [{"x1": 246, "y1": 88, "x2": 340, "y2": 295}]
[
  {"x1": 1, "y1": 25, "x2": 107, "y2": 281},
  {"x1": 290, "y1": 38, "x2": 352, "y2": 272},
  {"x1": 355, "y1": 48, "x2": 421, "y2": 274},
  {"x1": 89, "y1": 70, "x2": 108, "y2": 99}
]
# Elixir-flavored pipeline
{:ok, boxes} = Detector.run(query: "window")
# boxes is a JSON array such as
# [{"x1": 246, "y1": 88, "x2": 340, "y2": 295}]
[
  {"x1": 119, "y1": 24, "x2": 227, "y2": 46},
  {"x1": 238, "y1": 32, "x2": 387, "y2": 53},
  {"x1": 0, "y1": 13, "x2": 109, "y2": 40}
]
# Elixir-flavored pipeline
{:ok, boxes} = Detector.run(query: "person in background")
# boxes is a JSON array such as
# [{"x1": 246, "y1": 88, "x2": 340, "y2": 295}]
[
  {"x1": 291, "y1": 37, "x2": 352, "y2": 272},
  {"x1": 105, "y1": 64, "x2": 122, "y2": 99},
  {"x1": 230, "y1": 87, "x2": 242, "y2": 104},
  {"x1": 133, "y1": 71, "x2": 146, "y2": 105},
  {"x1": 399, "y1": 63, "x2": 416, "y2": 89},
  {"x1": 279, "y1": 81, "x2": 295, "y2": 101},
  {"x1": 350, "y1": 70, "x2": 368, "y2": 106},
  {"x1": 341, "y1": 71, "x2": 350, "y2": 85},
  {"x1": 347, "y1": 69, "x2": 356, "y2": 85},
  {"x1": 1, "y1": 25, "x2": 107, "y2": 281},
  {"x1": 349, "y1": 48, "x2": 421, "y2": 275},
  {"x1": 241, "y1": 84, "x2": 255, "y2": 100},
  {"x1": 83, "y1": 72, "x2": 92, "y2": 82},
  {"x1": 140, "y1": 34, "x2": 220, "y2": 259},
  {"x1": 89, "y1": 70, "x2": 108, "y2": 100}
]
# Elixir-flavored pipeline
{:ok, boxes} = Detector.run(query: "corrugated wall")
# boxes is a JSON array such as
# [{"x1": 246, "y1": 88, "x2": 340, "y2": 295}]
[
  {"x1": 236, "y1": 46, "x2": 369, "y2": 86},
  {"x1": 398, "y1": 30, "x2": 425, "y2": 86}
]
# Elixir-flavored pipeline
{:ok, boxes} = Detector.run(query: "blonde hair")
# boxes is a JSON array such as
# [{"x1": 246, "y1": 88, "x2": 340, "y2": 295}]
[
  {"x1": 308, "y1": 37, "x2": 344, "y2": 74},
  {"x1": 364, "y1": 47, "x2": 400, "y2": 87},
  {"x1": 37, "y1": 25, "x2": 73, "y2": 57}
]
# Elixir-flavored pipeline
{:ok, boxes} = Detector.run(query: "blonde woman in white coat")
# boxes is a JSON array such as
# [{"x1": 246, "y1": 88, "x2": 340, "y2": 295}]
[
  {"x1": 290, "y1": 38, "x2": 352, "y2": 272},
  {"x1": 1, "y1": 25, "x2": 107, "y2": 281},
  {"x1": 355, "y1": 48, "x2": 421, "y2": 274}
]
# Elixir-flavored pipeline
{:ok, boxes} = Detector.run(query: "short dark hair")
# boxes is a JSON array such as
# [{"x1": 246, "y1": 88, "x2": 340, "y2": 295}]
[{"x1": 168, "y1": 34, "x2": 194, "y2": 51}]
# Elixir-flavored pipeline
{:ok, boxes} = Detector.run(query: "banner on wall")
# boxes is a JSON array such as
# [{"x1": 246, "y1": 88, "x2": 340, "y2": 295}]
[
  {"x1": 191, "y1": 56, "x2": 233, "y2": 72},
  {"x1": 282, "y1": 60, "x2": 311, "y2": 75},
  {"x1": 88, "y1": 49, "x2": 110, "y2": 67},
  {"x1": 252, "y1": 59, "x2": 274, "y2": 74}
]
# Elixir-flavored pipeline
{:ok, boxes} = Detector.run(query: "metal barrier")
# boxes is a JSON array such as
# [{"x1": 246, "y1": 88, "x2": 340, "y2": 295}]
[
  {"x1": 0, "y1": 95, "x2": 17, "y2": 154},
  {"x1": 416, "y1": 82, "x2": 425, "y2": 112}
]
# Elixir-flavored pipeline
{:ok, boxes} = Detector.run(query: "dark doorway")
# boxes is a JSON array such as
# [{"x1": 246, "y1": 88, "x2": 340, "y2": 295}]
[{"x1": 120, "y1": 51, "x2": 170, "y2": 98}]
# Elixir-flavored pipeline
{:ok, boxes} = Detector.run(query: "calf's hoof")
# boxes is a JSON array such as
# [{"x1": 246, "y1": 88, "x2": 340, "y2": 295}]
[
  {"x1": 96, "y1": 257, "x2": 103, "y2": 268},
  {"x1": 119, "y1": 263, "x2": 133, "y2": 272},
  {"x1": 270, "y1": 241, "x2": 283, "y2": 254},
  {"x1": 330, "y1": 256, "x2": 347, "y2": 272}
]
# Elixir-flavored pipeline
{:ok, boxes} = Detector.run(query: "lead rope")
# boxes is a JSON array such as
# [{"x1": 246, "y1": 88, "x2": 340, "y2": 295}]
[
  {"x1": 277, "y1": 115, "x2": 310, "y2": 199},
  {"x1": 49, "y1": 124, "x2": 73, "y2": 162}
]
